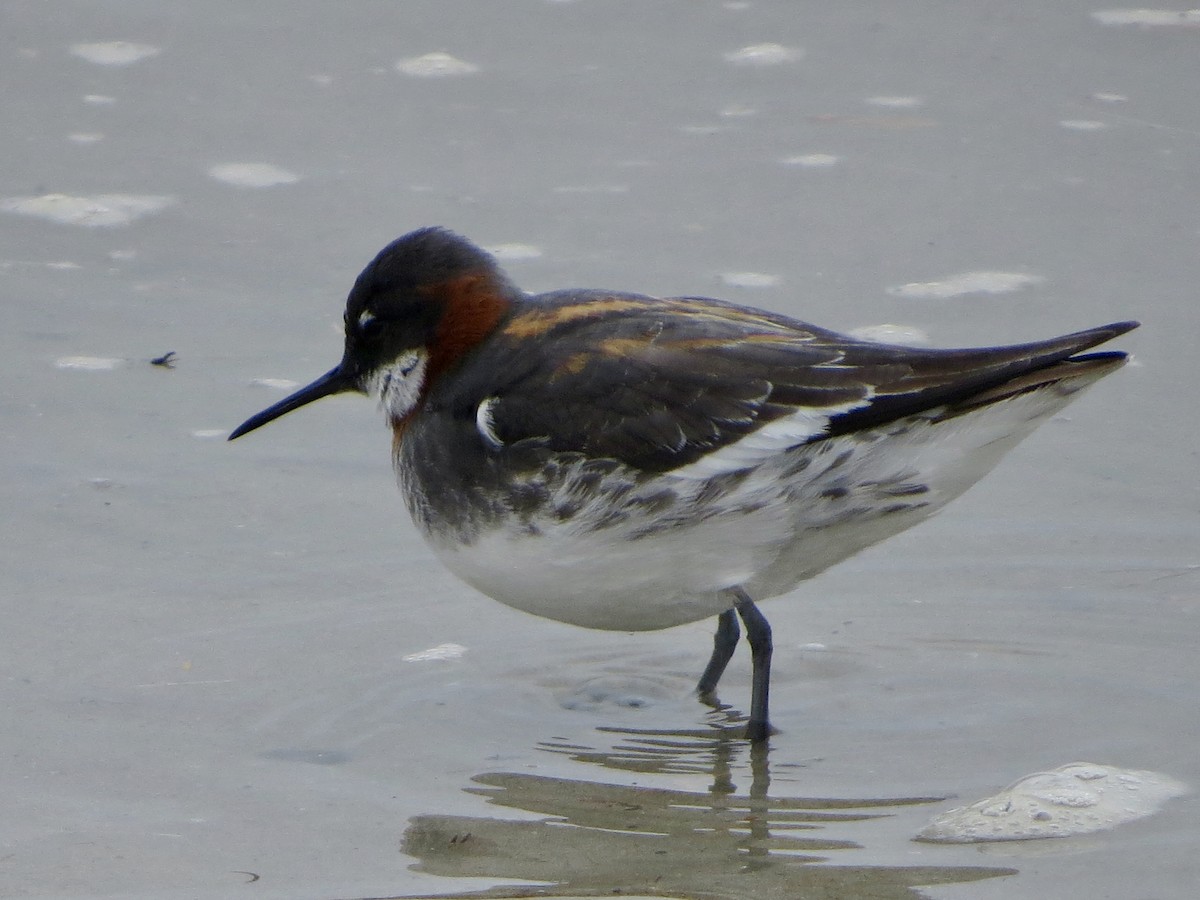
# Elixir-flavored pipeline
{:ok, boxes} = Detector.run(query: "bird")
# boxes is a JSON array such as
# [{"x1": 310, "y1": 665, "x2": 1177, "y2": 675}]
[{"x1": 229, "y1": 226, "x2": 1137, "y2": 742}]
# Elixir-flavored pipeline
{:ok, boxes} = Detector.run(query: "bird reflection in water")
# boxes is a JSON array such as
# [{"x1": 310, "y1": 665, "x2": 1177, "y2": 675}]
[{"x1": 379, "y1": 718, "x2": 1015, "y2": 900}]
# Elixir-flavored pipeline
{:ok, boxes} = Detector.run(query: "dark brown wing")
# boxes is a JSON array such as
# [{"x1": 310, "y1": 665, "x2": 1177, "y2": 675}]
[{"x1": 443, "y1": 290, "x2": 1136, "y2": 474}]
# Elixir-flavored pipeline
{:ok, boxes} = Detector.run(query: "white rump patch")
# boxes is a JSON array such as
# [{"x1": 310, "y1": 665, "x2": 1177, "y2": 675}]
[
  {"x1": 366, "y1": 349, "x2": 428, "y2": 423},
  {"x1": 475, "y1": 397, "x2": 503, "y2": 448}
]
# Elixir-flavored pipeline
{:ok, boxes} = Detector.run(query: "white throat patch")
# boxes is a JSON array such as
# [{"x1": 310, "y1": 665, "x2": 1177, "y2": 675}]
[{"x1": 366, "y1": 349, "x2": 429, "y2": 423}]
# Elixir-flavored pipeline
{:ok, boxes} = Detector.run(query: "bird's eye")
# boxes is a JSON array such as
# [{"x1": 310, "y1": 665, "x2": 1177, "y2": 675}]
[{"x1": 356, "y1": 310, "x2": 381, "y2": 337}]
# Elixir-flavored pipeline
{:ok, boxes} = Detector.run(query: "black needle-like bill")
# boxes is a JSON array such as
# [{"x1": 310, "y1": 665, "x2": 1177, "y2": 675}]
[{"x1": 228, "y1": 364, "x2": 357, "y2": 440}]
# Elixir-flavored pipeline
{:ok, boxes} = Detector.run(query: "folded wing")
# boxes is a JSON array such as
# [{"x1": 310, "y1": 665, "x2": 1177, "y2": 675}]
[{"x1": 467, "y1": 292, "x2": 1136, "y2": 474}]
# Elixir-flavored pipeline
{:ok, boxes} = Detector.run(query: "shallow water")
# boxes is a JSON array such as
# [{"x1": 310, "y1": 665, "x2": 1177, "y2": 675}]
[{"x1": 2, "y1": 2, "x2": 1198, "y2": 898}]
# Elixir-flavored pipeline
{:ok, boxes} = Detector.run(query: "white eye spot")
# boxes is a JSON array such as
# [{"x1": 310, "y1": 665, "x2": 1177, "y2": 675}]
[
  {"x1": 367, "y1": 349, "x2": 428, "y2": 423},
  {"x1": 357, "y1": 310, "x2": 377, "y2": 331}
]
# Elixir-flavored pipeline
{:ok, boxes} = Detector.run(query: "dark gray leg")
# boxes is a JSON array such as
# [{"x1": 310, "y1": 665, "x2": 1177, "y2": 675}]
[
  {"x1": 697, "y1": 608, "x2": 740, "y2": 698},
  {"x1": 733, "y1": 589, "x2": 773, "y2": 743}
]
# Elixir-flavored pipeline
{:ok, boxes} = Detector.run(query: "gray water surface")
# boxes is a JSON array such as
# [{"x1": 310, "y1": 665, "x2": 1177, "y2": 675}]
[{"x1": 2, "y1": 3, "x2": 1197, "y2": 898}]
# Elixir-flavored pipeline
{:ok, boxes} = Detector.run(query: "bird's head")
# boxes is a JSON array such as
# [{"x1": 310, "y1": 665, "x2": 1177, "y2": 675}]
[{"x1": 229, "y1": 227, "x2": 516, "y2": 441}]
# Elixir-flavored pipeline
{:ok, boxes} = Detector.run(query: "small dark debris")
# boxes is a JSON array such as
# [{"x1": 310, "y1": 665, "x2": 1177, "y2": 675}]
[{"x1": 150, "y1": 351, "x2": 177, "y2": 368}]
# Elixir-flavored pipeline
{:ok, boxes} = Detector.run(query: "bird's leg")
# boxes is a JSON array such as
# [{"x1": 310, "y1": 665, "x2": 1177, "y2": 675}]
[
  {"x1": 733, "y1": 588, "x2": 774, "y2": 743},
  {"x1": 697, "y1": 608, "x2": 740, "y2": 700}
]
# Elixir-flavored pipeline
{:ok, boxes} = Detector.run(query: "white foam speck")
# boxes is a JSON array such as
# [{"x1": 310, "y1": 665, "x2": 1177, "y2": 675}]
[
  {"x1": 487, "y1": 243, "x2": 544, "y2": 261},
  {"x1": 250, "y1": 378, "x2": 300, "y2": 390},
  {"x1": 780, "y1": 153, "x2": 841, "y2": 168},
  {"x1": 1060, "y1": 119, "x2": 1109, "y2": 131},
  {"x1": 916, "y1": 762, "x2": 1188, "y2": 843},
  {"x1": 308, "y1": 74, "x2": 333, "y2": 86},
  {"x1": 395, "y1": 52, "x2": 479, "y2": 77},
  {"x1": 46, "y1": 261, "x2": 82, "y2": 270},
  {"x1": 720, "y1": 104, "x2": 759, "y2": 118},
  {"x1": 866, "y1": 95, "x2": 924, "y2": 108},
  {"x1": 720, "y1": 271, "x2": 781, "y2": 288},
  {"x1": 887, "y1": 271, "x2": 1044, "y2": 299},
  {"x1": 723, "y1": 43, "x2": 802, "y2": 66},
  {"x1": 1092, "y1": 92, "x2": 1128, "y2": 103},
  {"x1": 70, "y1": 41, "x2": 161, "y2": 66},
  {"x1": 848, "y1": 323, "x2": 930, "y2": 345},
  {"x1": 82, "y1": 94, "x2": 116, "y2": 105},
  {"x1": 191, "y1": 429, "x2": 227, "y2": 440},
  {"x1": 56, "y1": 356, "x2": 124, "y2": 371},
  {"x1": 208, "y1": 163, "x2": 299, "y2": 188},
  {"x1": 1, "y1": 193, "x2": 173, "y2": 227},
  {"x1": 68, "y1": 133, "x2": 104, "y2": 144},
  {"x1": 1092, "y1": 9, "x2": 1200, "y2": 26},
  {"x1": 552, "y1": 184, "x2": 629, "y2": 194},
  {"x1": 403, "y1": 642, "x2": 467, "y2": 662},
  {"x1": 108, "y1": 249, "x2": 136, "y2": 261}
]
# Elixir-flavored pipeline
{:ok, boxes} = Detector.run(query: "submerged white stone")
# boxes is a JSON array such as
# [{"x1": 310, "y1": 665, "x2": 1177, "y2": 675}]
[
  {"x1": 780, "y1": 153, "x2": 841, "y2": 167},
  {"x1": 70, "y1": 41, "x2": 160, "y2": 66},
  {"x1": 395, "y1": 52, "x2": 479, "y2": 77},
  {"x1": 402, "y1": 643, "x2": 467, "y2": 662},
  {"x1": 208, "y1": 163, "x2": 299, "y2": 187},
  {"x1": 1092, "y1": 9, "x2": 1200, "y2": 26},
  {"x1": 916, "y1": 762, "x2": 1187, "y2": 843},
  {"x1": 552, "y1": 184, "x2": 629, "y2": 194},
  {"x1": 866, "y1": 96, "x2": 924, "y2": 108},
  {"x1": 723, "y1": 43, "x2": 802, "y2": 66},
  {"x1": 250, "y1": 378, "x2": 300, "y2": 390},
  {"x1": 55, "y1": 356, "x2": 124, "y2": 371},
  {"x1": 720, "y1": 271, "x2": 781, "y2": 288},
  {"x1": 888, "y1": 271, "x2": 1044, "y2": 299},
  {"x1": 486, "y1": 243, "x2": 543, "y2": 261},
  {"x1": 2, "y1": 193, "x2": 173, "y2": 227},
  {"x1": 848, "y1": 323, "x2": 930, "y2": 346}
]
